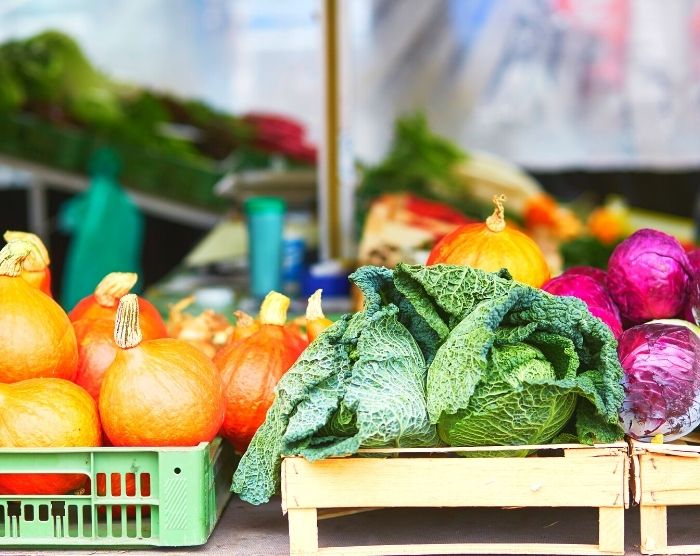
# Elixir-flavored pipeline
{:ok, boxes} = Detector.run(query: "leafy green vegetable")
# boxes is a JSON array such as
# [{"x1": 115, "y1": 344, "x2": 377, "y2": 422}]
[
  {"x1": 560, "y1": 235, "x2": 622, "y2": 270},
  {"x1": 395, "y1": 264, "x2": 624, "y2": 446},
  {"x1": 232, "y1": 264, "x2": 624, "y2": 505},
  {"x1": 355, "y1": 113, "x2": 490, "y2": 231}
]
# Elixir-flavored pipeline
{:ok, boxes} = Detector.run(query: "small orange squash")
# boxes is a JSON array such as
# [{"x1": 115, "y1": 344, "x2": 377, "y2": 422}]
[
  {"x1": 99, "y1": 294, "x2": 226, "y2": 447},
  {"x1": 306, "y1": 289, "x2": 333, "y2": 342},
  {"x1": 427, "y1": 194, "x2": 550, "y2": 287},
  {"x1": 214, "y1": 292, "x2": 308, "y2": 453},
  {"x1": 0, "y1": 378, "x2": 101, "y2": 494},
  {"x1": 69, "y1": 272, "x2": 167, "y2": 339},
  {"x1": 0, "y1": 240, "x2": 78, "y2": 383},
  {"x1": 3, "y1": 230, "x2": 52, "y2": 296}
]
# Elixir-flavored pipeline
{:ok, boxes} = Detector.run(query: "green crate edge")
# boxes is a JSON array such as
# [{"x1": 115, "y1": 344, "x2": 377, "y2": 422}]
[{"x1": 0, "y1": 437, "x2": 238, "y2": 548}]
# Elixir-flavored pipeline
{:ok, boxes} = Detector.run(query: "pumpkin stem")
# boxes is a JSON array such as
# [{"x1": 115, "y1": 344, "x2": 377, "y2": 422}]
[
  {"x1": 259, "y1": 291, "x2": 290, "y2": 326},
  {"x1": 234, "y1": 310, "x2": 256, "y2": 328},
  {"x1": 114, "y1": 293, "x2": 143, "y2": 349},
  {"x1": 0, "y1": 240, "x2": 32, "y2": 277},
  {"x1": 95, "y1": 272, "x2": 138, "y2": 307},
  {"x1": 485, "y1": 194, "x2": 508, "y2": 233},
  {"x1": 3, "y1": 230, "x2": 50, "y2": 271},
  {"x1": 306, "y1": 289, "x2": 326, "y2": 320}
]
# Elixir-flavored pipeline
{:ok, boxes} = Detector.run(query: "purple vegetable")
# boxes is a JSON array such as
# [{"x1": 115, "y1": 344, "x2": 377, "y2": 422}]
[
  {"x1": 688, "y1": 248, "x2": 700, "y2": 275},
  {"x1": 563, "y1": 266, "x2": 608, "y2": 286},
  {"x1": 619, "y1": 320, "x2": 700, "y2": 441},
  {"x1": 543, "y1": 274, "x2": 623, "y2": 338},
  {"x1": 607, "y1": 229, "x2": 692, "y2": 324}
]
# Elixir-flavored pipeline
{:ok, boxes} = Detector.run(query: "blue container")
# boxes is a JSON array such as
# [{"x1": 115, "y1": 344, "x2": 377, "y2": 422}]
[{"x1": 245, "y1": 197, "x2": 286, "y2": 298}]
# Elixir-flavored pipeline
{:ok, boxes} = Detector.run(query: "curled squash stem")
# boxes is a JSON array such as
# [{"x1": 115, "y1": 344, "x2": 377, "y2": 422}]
[
  {"x1": 0, "y1": 240, "x2": 32, "y2": 277},
  {"x1": 485, "y1": 194, "x2": 507, "y2": 233},
  {"x1": 95, "y1": 272, "x2": 138, "y2": 307},
  {"x1": 3, "y1": 231, "x2": 50, "y2": 271},
  {"x1": 259, "y1": 291, "x2": 290, "y2": 326},
  {"x1": 114, "y1": 293, "x2": 143, "y2": 349}
]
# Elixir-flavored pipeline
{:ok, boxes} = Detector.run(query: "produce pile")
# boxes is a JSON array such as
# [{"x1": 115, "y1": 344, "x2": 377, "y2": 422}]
[
  {"x1": 233, "y1": 197, "x2": 700, "y2": 505},
  {"x1": 232, "y1": 263, "x2": 625, "y2": 504},
  {"x1": 0, "y1": 232, "x2": 322, "y2": 496}
]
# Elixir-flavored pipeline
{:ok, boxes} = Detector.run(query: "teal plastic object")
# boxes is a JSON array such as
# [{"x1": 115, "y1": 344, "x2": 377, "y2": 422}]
[
  {"x1": 59, "y1": 148, "x2": 144, "y2": 310},
  {"x1": 245, "y1": 196, "x2": 285, "y2": 299},
  {"x1": 0, "y1": 438, "x2": 235, "y2": 547}
]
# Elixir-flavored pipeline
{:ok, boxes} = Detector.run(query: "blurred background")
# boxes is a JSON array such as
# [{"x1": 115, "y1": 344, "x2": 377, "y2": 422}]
[{"x1": 1, "y1": 0, "x2": 699, "y2": 325}]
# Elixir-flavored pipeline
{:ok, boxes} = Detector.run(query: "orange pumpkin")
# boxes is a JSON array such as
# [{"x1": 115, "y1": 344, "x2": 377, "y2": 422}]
[
  {"x1": 306, "y1": 289, "x2": 333, "y2": 342},
  {"x1": 99, "y1": 294, "x2": 226, "y2": 447},
  {"x1": 214, "y1": 292, "x2": 308, "y2": 453},
  {"x1": 73, "y1": 318, "x2": 120, "y2": 401},
  {"x1": 0, "y1": 241, "x2": 78, "y2": 383},
  {"x1": 427, "y1": 194, "x2": 550, "y2": 288},
  {"x1": 69, "y1": 272, "x2": 167, "y2": 339},
  {"x1": 0, "y1": 378, "x2": 101, "y2": 494},
  {"x1": 3, "y1": 230, "x2": 52, "y2": 296}
]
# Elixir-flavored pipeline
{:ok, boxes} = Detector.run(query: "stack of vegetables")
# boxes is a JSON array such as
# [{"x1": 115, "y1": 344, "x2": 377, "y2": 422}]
[
  {"x1": 0, "y1": 232, "x2": 315, "y2": 496},
  {"x1": 233, "y1": 200, "x2": 627, "y2": 503}
]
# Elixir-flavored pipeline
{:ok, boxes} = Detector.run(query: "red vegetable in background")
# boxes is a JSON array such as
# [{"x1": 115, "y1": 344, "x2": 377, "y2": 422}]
[
  {"x1": 542, "y1": 274, "x2": 622, "y2": 338},
  {"x1": 618, "y1": 320, "x2": 700, "y2": 441},
  {"x1": 606, "y1": 229, "x2": 692, "y2": 324}
]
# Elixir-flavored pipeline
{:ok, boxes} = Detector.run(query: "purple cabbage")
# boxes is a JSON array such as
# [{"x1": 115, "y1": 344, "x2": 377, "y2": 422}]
[
  {"x1": 684, "y1": 249, "x2": 700, "y2": 325},
  {"x1": 607, "y1": 229, "x2": 692, "y2": 324},
  {"x1": 542, "y1": 274, "x2": 623, "y2": 338},
  {"x1": 619, "y1": 320, "x2": 700, "y2": 441},
  {"x1": 563, "y1": 265, "x2": 608, "y2": 286}
]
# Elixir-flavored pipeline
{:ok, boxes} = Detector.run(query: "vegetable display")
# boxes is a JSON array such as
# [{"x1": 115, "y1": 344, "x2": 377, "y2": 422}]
[
  {"x1": 232, "y1": 264, "x2": 624, "y2": 504},
  {"x1": 3, "y1": 230, "x2": 52, "y2": 296},
  {"x1": 0, "y1": 378, "x2": 101, "y2": 494},
  {"x1": 618, "y1": 320, "x2": 700, "y2": 441},
  {"x1": 99, "y1": 294, "x2": 225, "y2": 447},
  {"x1": 606, "y1": 229, "x2": 692, "y2": 324},
  {"x1": 427, "y1": 195, "x2": 550, "y2": 288},
  {"x1": 0, "y1": 240, "x2": 78, "y2": 383},
  {"x1": 214, "y1": 292, "x2": 308, "y2": 453}
]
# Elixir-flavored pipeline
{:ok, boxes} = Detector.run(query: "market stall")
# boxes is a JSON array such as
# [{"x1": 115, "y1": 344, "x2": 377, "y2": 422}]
[{"x1": 2, "y1": 2, "x2": 700, "y2": 556}]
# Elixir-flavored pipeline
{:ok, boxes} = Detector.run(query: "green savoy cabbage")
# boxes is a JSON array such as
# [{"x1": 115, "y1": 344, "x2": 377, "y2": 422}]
[{"x1": 232, "y1": 264, "x2": 624, "y2": 504}]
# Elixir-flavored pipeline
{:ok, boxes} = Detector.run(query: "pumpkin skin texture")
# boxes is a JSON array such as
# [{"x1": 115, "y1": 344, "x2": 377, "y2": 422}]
[
  {"x1": 99, "y1": 295, "x2": 225, "y2": 447},
  {"x1": 3, "y1": 230, "x2": 52, "y2": 297},
  {"x1": 0, "y1": 241, "x2": 78, "y2": 383},
  {"x1": 427, "y1": 194, "x2": 550, "y2": 288},
  {"x1": 69, "y1": 272, "x2": 167, "y2": 339},
  {"x1": 214, "y1": 292, "x2": 308, "y2": 453},
  {"x1": 0, "y1": 378, "x2": 101, "y2": 495}
]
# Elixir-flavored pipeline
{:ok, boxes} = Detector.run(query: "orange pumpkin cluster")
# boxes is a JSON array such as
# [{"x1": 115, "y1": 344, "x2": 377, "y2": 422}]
[{"x1": 0, "y1": 233, "x2": 323, "y2": 495}]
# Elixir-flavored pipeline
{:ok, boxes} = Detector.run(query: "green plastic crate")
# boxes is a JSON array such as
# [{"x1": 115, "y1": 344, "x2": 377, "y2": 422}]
[{"x1": 0, "y1": 437, "x2": 236, "y2": 547}]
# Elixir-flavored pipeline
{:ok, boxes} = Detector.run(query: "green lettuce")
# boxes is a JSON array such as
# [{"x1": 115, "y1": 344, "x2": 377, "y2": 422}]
[{"x1": 231, "y1": 264, "x2": 624, "y2": 504}]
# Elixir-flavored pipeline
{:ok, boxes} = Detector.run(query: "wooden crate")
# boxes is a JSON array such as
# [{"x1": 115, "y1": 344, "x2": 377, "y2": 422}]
[
  {"x1": 281, "y1": 443, "x2": 629, "y2": 556},
  {"x1": 632, "y1": 437, "x2": 700, "y2": 554}
]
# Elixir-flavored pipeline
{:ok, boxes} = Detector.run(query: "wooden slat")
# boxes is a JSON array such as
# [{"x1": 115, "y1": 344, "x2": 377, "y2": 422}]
[
  {"x1": 352, "y1": 442, "x2": 626, "y2": 455},
  {"x1": 317, "y1": 542, "x2": 620, "y2": 555},
  {"x1": 288, "y1": 508, "x2": 318, "y2": 555},
  {"x1": 598, "y1": 507, "x2": 624, "y2": 554},
  {"x1": 639, "y1": 454, "x2": 700, "y2": 505},
  {"x1": 282, "y1": 455, "x2": 625, "y2": 509},
  {"x1": 638, "y1": 546, "x2": 700, "y2": 555},
  {"x1": 317, "y1": 508, "x2": 379, "y2": 520},
  {"x1": 640, "y1": 505, "x2": 667, "y2": 554}
]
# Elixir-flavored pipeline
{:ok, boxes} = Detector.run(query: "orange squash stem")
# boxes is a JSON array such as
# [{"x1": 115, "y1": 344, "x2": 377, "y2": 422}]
[{"x1": 114, "y1": 293, "x2": 143, "y2": 349}]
